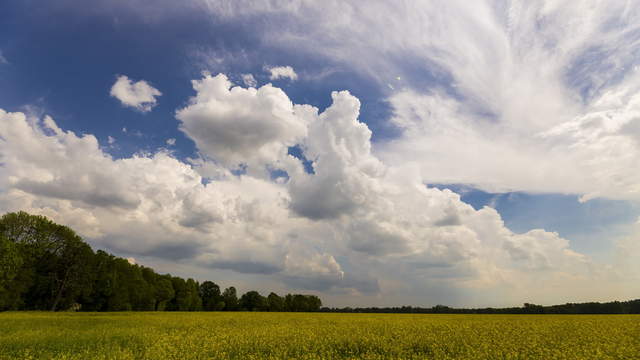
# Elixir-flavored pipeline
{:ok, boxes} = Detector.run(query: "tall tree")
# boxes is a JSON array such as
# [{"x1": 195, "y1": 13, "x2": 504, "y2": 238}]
[
  {"x1": 267, "y1": 292, "x2": 284, "y2": 312},
  {"x1": 81, "y1": 250, "x2": 116, "y2": 311},
  {"x1": 107, "y1": 257, "x2": 136, "y2": 311},
  {"x1": 222, "y1": 286, "x2": 238, "y2": 311},
  {"x1": 47, "y1": 230, "x2": 94, "y2": 311},
  {"x1": 168, "y1": 277, "x2": 188, "y2": 311},
  {"x1": 239, "y1": 291, "x2": 267, "y2": 311},
  {"x1": 185, "y1": 279, "x2": 202, "y2": 311},
  {"x1": 200, "y1": 281, "x2": 222, "y2": 311},
  {"x1": 0, "y1": 212, "x2": 95, "y2": 311},
  {"x1": 0, "y1": 235, "x2": 22, "y2": 310},
  {"x1": 154, "y1": 275, "x2": 175, "y2": 311},
  {"x1": 284, "y1": 294, "x2": 322, "y2": 312}
]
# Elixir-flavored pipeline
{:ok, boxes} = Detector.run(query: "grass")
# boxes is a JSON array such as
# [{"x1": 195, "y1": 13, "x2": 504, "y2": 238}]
[{"x1": 0, "y1": 312, "x2": 639, "y2": 359}]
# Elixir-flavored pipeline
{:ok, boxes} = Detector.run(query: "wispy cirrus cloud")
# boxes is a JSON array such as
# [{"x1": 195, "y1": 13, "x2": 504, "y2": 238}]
[{"x1": 203, "y1": 0, "x2": 640, "y2": 203}]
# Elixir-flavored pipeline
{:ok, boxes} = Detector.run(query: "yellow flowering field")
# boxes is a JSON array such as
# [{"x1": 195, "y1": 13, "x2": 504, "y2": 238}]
[{"x1": 1, "y1": 312, "x2": 638, "y2": 359}]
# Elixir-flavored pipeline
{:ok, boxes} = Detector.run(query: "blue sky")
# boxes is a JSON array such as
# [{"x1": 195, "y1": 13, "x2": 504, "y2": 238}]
[
  {"x1": 0, "y1": 1, "x2": 396, "y2": 157},
  {"x1": 1, "y1": 1, "x2": 639, "y2": 307}
]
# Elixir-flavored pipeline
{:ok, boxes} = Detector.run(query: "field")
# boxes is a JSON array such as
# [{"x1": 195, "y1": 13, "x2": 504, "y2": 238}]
[{"x1": 1, "y1": 312, "x2": 639, "y2": 359}]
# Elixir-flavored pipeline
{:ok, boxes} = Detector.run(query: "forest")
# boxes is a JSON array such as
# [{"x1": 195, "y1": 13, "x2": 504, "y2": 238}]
[{"x1": 0, "y1": 211, "x2": 321, "y2": 312}]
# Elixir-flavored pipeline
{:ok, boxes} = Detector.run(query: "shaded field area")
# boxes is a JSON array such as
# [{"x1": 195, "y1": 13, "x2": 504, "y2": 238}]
[{"x1": 1, "y1": 312, "x2": 639, "y2": 359}]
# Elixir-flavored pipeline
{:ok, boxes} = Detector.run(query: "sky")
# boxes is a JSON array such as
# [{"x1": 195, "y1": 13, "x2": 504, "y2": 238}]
[{"x1": 1, "y1": 0, "x2": 639, "y2": 308}]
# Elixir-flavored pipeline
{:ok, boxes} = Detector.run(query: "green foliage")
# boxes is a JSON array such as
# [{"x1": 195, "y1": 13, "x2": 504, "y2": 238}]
[
  {"x1": 166, "y1": 277, "x2": 202, "y2": 311},
  {"x1": 199, "y1": 281, "x2": 221, "y2": 311},
  {"x1": 0, "y1": 211, "x2": 95, "y2": 311},
  {"x1": 222, "y1": 286, "x2": 239, "y2": 311},
  {"x1": 1, "y1": 313, "x2": 639, "y2": 359},
  {"x1": 0, "y1": 235, "x2": 22, "y2": 309},
  {"x1": 154, "y1": 275, "x2": 175, "y2": 311},
  {"x1": 267, "y1": 292, "x2": 284, "y2": 312},
  {"x1": 0, "y1": 235, "x2": 21, "y2": 283},
  {"x1": 285, "y1": 294, "x2": 322, "y2": 312},
  {"x1": 185, "y1": 279, "x2": 202, "y2": 311},
  {"x1": 239, "y1": 290, "x2": 267, "y2": 311}
]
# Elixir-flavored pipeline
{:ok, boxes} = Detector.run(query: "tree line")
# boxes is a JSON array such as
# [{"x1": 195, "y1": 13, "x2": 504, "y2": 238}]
[
  {"x1": 320, "y1": 300, "x2": 640, "y2": 315},
  {"x1": 0, "y1": 211, "x2": 322, "y2": 312}
]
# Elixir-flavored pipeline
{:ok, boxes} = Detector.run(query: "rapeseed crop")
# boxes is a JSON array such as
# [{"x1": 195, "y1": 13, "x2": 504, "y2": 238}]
[{"x1": 0, "y1": 312, "x2": 638, "y2": 359}]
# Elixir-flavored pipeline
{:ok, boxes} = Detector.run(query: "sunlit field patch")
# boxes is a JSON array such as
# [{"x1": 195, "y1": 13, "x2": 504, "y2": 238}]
[{"x1": 1, "y1": 312, "x2": 639, "y2": 359}]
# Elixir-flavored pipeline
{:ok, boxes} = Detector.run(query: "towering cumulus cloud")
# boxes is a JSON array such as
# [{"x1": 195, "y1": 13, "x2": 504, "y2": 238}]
[
  {"x1": 176, "y1": 73, "x2": 309, "y2": 172},
  {"x1": 2, "y1": 73, "x2": 635, "y2": 306}
]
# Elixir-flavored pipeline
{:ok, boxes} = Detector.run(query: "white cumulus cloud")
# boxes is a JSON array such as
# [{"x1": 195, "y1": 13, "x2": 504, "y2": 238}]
[
  {"x1": 176, "y1": 73, "x2": 310, "y2": 172},
  {"x1": 110, "y1": 75, "x2": 162, "y2": 112},
  {"x1": 2, "y1": 74, "x2": 638, "y2": 305},
  {"x1": 266, "y1": 65, "x2": 298, "y2": 81}
]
